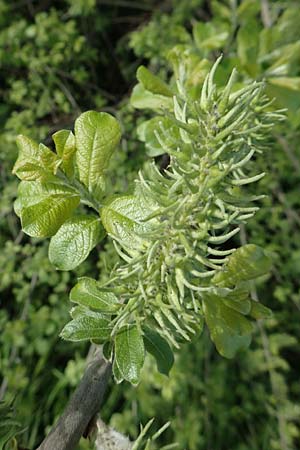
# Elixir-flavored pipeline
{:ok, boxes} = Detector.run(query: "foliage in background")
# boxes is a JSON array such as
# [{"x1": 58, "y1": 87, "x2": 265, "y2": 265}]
[{"x1": 1, "y1": 1, "x2": 300, "y2": 450}]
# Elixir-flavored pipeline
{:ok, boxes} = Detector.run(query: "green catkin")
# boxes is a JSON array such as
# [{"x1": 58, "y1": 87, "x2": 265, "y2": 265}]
[{"x1": 99, "y1": 59, "x2": 281, "y2": 345}]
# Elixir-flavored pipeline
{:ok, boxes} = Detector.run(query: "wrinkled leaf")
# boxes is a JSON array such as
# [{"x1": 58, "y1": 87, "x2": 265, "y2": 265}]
[
  {"x1": 14, "y1": 180, "x2": 76, "y2": 216},
  {"x1": 52, "y1": 129, "x2": 76, "y2": 177},
  {"x1": 13, "y1": 135, "x2": 61, "y2": 181},
  {"x1": 15, "y1": 181, "x2": 80, "y2": 237},
  {"x1": 143, "y1": 327, "x2": 174, "y2": 375},
  {"x1": 131, "y1": 83, "x2": 173, "y2": 111},
  {"x1": 70, "y1": 277, "x2": 120, "y2": 313},
  {"x1": 101, "y1": 195, "x2": 152, "y2": 249},
  {"x1": 60, "y1": 313, "x2": 111, "y2": 341},
  {"x1": 75, "y1": 111, "x2": 121, "y2": 197},
  {"x1": 213, "y1": 244, "x2": 271, "y2": 287},
  {"x1": 49, "y1": 215, "x2": 105, "y2": 270},
  {"x1": 137, "y1": 66, "x2": 173, "y2": 97},
  {"x1": 114, "y1": 324, "x2": 145, "y2": 384}
]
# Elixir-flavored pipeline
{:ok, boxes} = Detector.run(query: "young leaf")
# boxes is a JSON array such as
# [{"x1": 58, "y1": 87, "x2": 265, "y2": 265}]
[
  {"x1": 48, "y1": 215, "x2": 105, "y2": 270},
  {"x1": 203, "y1": 294, "x2": 253, "y2": 358},
  {"x1": 14, "y1": 180, "x2": 78, "y2": 217},
  {"x1": 137, "y1": 66, "x2": 173, "y2": 97},
  {"x1": 101, "y1": 195, "x2": 152, "y2": 249},
  {"x1": 15, "y1": 181, "x2": 80, "y2": 237},
  {"x1": 114, "y1": 324, "x2": 145, "y2": 385},
  {"x1": 131, "y1": 83, "x2": 173, "y2": 111},
  {"x1": 213, "y1": 244, "x2": 272, "y2": 287},
  {"x1": 143, "y1": 327, "x2": 174, "y2": 376},
  {"x1": 13, "y1": 135, "x2": 61, "y2": 181},
  {"x1": 112, "y1": 358, "x2": 124, "y2": 384},
  {"x1": 193, "y1": 22, "x2": 229, "y2": 52},
  {"x1": 60, "y1": 313, "x2": 111, "y2": 342},
  {"x1": 249, "y1": 301, "x2": 272, "y2": 320},
  {"x1": 137, "y1": 116, "x2": 180, "y2": 157},
  {"x1": 75, "y1": 111, "x2": 121, "y2": 197},
  {"x1": 222, "y1": 288, "x2": 251, "y2": 315},
  {"x1": 69, "y1": 277, "x2": 120, "y2": 313},
  {"x1": 52, "y1": 129, "x2": 76, "y2": 178}
]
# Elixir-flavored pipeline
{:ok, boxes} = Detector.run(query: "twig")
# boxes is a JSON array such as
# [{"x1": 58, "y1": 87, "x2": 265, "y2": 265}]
[{"x1": 36, "y1": 348, "x2": 112, "y2": 450}]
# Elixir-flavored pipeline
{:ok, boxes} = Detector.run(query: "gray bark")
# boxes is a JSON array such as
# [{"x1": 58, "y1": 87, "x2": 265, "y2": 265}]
[{"x1": 37, "y1": 351, "x2": 111, "y2": 450}]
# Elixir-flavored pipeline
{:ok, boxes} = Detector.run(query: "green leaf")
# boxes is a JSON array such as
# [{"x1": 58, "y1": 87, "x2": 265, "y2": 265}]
[
  {"x1": 112, "y1": 358, "x2": 124, "y2": 384},
  {"x1": 137, "y1": 66, "x2": 173, "y2": 97},
  {"x1": 213, "y1": 244, "x2": 272, "y2": 287},
  {"x1": 49, "y1": 215, "x2": 105, "y2": 270},
  {"x1": 237, "y1": 21, "x2": 260, "y2": 77},
  {"x1": 203, "y1": 294, "x2": 253, "y2": 358},
  {"x1": 14, "y1": 180, "x2": 77, "y2": 216},
  {"x1": 250, "y1": 301, "x2": 272, "y2": 319},
  {"x1": 75, "y1": 111, "x2": 121, "y2": 197},
  {"x1": 137, "y1": 116, "x2": 180, "y2": 157},
  {"x1": 222, "y1": 288, "x2": 251, "y2": 315},
  {"x1": 114, "y1": 324, "x2": 145, "y2": 384},
  {"x1": 143, "y1": 327, "x2": 174, "y2": 375},
  {"x1": 69, "y1": 277, "x2": 120, "y2": 313},
  {"x1": 12, "y1": 135, "x2": 61, "y2": 181},
  {"x1": 131, "y1": 83, "x2": 173, "y2": 111},
  {"x1": 193, "y1": 22, "x2": 229, "y2": 52},
  {"x1": 52, "y1": 129, "x2": 76, "y2": 177},
  {"x1": 101, "y1": 195, "x2": 152, "y2": 249},
  {"x1": 268, "y1": 77, "x2": 300, "y2": 92},
  {"x1": 60, "y1": 313, "x2": 111, "y2": 342},
  {"x1": 15, "y1": 181, "x2": 80, "y2": 237}
]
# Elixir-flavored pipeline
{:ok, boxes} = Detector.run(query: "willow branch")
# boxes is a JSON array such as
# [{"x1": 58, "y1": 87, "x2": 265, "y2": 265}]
[{"x1": 37, "y1": 349, "x2": 112, "y2": 450}]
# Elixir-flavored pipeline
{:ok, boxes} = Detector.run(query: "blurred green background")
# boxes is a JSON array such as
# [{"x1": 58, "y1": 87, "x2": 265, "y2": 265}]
[{"x1": 0, "y1": 1, "x2": 300, "y2": 449}]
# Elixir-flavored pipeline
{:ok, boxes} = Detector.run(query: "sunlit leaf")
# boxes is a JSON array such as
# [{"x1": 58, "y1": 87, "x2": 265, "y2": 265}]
[
  {"x1": 70, "y1": 277, "x2": 120, "y2": 313},
  {"x1": 114, "y1": 324, "x2": 145, "y2": 384},
  {"x1": 75, "y1": 110, "x2": 121, "y2": 197},
  {"x1": 137, "y1": 66, "x2": 173, "y2": 97},
  {"x1": 13, "y1": 135, "x2": 61, "y2": 181},
  {"x1": 52, "y1": 129, "x2": 76, "y2": 178},
  {"x1": 49, "y1": 215, "x2": 105, "y2": 270},
  {"x1": 60, "y1": 313, "x2": 111, "y2": 341}
]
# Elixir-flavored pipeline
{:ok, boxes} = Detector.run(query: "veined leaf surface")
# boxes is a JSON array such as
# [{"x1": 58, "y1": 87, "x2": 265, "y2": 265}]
[
  {"x1": 52, "y1": 129, "x2": 76, "y2": 178},
  {"x1": 13, "y1": 135, "x2": 61, "y2": 181},
  {"x1": 114, "y1": 324, "x2": 145, "y2": 385},
  {"x1": 15, "y1": 181, "x2": 80, "y2": 237},
  {"x1": 75, "y1": 111, "x2": 121, "y2": 196},
  {"x1": 70, "y1": 277, "x2": 120, "y2": 313},
  {"x1": 49, "y1": 215, "x2": 105, "y2": 270},
  {"x1": 60, "y1": 313, "x2": 111, "y2": 342},
  {"x1": 101, "y1": 195, "x2": 152, "y2": 249}
]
